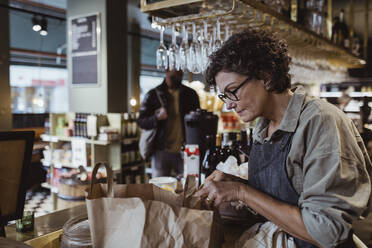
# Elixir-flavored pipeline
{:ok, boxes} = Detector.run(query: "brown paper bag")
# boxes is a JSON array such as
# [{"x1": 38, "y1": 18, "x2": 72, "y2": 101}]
[{"x1": 86, "y1": 162, "x2": 221, "y2": 248}]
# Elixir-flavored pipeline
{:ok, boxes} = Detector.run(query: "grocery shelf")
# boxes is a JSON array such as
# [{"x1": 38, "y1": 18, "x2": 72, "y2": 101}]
[
  {"x1": 349, "y1": 92, "x2": 372, "y2": 98},
  {"x1": 41, "y1": 183, "x2": 58, "y2": 193},
  {"x1": 319, "y1": 92, "x2": 372, "y2": 98},
  {"x1": 41, "y1": 134, "x2": 111, "y2": 145},
  {"x1": 122, "y1": 136, "x2": 140, "y2": 145},
  {"x1": 41, "y1": 159, "x2": 77, "y2": 169}
]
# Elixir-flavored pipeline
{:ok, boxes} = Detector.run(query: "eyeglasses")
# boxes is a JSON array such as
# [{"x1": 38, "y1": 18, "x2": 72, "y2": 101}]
[{"x1": 218, "y1": 77, "x2": 251, "y2": 103}]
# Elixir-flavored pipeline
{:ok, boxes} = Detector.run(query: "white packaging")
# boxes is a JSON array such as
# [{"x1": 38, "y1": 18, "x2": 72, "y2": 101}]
[
  {"x1": 87, "y1": 115, "x2": 98, "y2": 137},
  {"x1": 183, "y1": 144, "x2": 200, "y2": 179},
  {"x1": 216, "y1": 155, "x2": 248, "y2": 180}
]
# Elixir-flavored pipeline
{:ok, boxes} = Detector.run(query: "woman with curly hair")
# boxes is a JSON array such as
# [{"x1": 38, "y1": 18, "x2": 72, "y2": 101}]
[{"x1": 195, "y1": 28, "x2": 371, "y2": 248}]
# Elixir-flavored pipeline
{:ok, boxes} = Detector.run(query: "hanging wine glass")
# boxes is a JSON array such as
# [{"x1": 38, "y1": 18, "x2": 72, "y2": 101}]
[
  {"x1": 200, "y1": 20, "x2": 210, "y2": 72},
  {"x1": 224, "y1": 22, "x2": 230, "y2": 42},
  {"x1": 178, "y1": 24, "x2": 189, "y2": 71},
  {"x1": 208, "y1": 27, "x2": 215, "y2": 56},
  {"x1": 212, "y1": 18, "x2": 222, "y2": 52},
  {"x1": 188, "y1": 22, "x2": 202, "y2": 74},
  {"x1": 156, "y1": 26, "x2": 168, "y2": 70},
  {"x1": 168, "y1": 24, "x2": 179, "y2": 71}
]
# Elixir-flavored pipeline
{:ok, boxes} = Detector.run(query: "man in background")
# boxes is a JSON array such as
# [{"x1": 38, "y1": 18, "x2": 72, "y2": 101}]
[
  {"x1": 359, "y1": 97, "x2": 372, "y2": 157},
  {"x1": 138, "y1": 70, "x2": 200, "y2": 177}
]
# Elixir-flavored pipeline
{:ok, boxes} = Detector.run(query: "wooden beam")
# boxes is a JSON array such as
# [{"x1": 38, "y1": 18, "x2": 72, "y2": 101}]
[
  {"x1": 327, "y1": 0, "x2": 332, "y2": 39},
  {"x1": 349, "y1": 0, "x2": 354, "y2": 39},
  {"x1": 10, "y1": 48, "x2": 66, "y2": 58},
  {"x1": 364, "y1": 0, "x2": 369, "y2": 60},
  {"x1": 141, "y1": 0, "x2": 202, "y2": 13},
  {"x1": 12, "y1": 0, "x2": 65, "y2": 14}
]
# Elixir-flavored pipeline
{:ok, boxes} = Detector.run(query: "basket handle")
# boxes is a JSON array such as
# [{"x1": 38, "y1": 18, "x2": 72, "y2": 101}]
[{"x1": 90, "y1": 162, "x2": 114, "y2": 198}]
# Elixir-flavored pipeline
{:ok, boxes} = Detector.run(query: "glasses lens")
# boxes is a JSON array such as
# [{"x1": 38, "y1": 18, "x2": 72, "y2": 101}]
[
  {"x1": 218, "y1": 94, "x2": 227, "y2": 102},
  {"x1": 225, "y1": 91, "x2": 239, "y2": 101}
]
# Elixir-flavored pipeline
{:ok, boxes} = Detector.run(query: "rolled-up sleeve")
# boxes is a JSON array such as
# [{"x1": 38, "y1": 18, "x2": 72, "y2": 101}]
[{"x1": 296, "y1": 104, "x2": 372, "y2": 248}]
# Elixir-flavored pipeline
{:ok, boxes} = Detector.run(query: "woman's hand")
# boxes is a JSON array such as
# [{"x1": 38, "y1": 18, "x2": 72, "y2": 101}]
[
  {"x1": 205, "y1": 170, "x2": 243, "y2": 183},
  {"x1": 194, "y1": 180, "x2": 244, "y2": 209}
]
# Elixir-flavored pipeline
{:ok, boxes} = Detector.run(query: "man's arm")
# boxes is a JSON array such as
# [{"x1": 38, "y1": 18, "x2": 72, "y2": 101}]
[{"x1": 137, "y1": 90, "x2": 160, "y2": 130}]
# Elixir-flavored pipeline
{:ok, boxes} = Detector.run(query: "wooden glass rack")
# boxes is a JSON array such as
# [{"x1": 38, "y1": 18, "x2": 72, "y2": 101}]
[{"x1": 141, "y1": 0, "x2": 365, "y2": 69}]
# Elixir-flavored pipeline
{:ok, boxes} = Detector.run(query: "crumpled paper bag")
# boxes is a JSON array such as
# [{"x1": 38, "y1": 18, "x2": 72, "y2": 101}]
[{"x1": 86, "y1": 163, "x2": 221, "y2": 248}]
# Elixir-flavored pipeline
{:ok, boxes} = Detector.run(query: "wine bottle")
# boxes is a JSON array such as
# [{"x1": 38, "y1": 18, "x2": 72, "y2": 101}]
[
  {"x1": 201, "y1": 135, "x2": 215, "y2": 181},
  {"x1": 332, "y1": 9, "x2": 349, "y2": 47}
]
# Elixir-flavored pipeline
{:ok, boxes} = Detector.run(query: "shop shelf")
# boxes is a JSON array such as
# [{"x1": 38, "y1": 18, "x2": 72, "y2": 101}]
[
  {"x1": 319, "y1": 92, "x2": 342, "y2": 98},
  {"x1": 41, "y1": 159, "x2": 52, "y2": 167},
  {"x1": 349, "y1": 92, "x2": 372, "y2": 98},
  {"x1": 41, "y1": 183, "x2": 58, "y2": 193},
  {"x1": 42, "y1": 159, "x2": 88, "y2": 169},
  {"x1": 41, "y1": 134, "x2": 111, "y2": 145},
  {"x1": 319, "y1": 92, "x2": 372, "y2": 98},
  {"x1": 122, "y1": 136, "x2": 140, "y2": 145}
]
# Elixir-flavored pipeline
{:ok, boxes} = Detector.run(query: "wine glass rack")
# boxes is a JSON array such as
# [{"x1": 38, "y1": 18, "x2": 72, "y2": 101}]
[{"x1": 141, "y1": 0, "x2": 365, "y2": 70}]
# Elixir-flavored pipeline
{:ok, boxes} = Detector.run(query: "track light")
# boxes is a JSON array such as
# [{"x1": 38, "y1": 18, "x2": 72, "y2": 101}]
[
  {"x1": 40, "y1": 17, "x2": 48, "y2": 36},
  {"x1": 32, "y1": 15, "x2": 41, "y2": 32}
]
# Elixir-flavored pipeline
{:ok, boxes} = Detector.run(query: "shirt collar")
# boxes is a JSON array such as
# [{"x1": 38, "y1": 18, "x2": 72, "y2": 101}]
[{"x1": 253, "y1": 87, "x2": 307, "y2": 142}]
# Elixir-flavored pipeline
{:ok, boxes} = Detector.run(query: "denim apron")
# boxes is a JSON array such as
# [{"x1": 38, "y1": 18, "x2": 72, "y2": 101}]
[{"x1": 248, "y1": 130, "x2": 356, "y2": 248}]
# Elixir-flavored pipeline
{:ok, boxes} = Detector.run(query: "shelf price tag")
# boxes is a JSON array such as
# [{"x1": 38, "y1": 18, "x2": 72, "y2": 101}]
[{"x1": 71, "y1": 138, "x2": 87, "y2": 168}]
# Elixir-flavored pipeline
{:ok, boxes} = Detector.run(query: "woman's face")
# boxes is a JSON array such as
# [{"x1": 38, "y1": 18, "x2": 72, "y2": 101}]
[{"x1": 215, "y1": 71, "x2": 269, "y2": 122}]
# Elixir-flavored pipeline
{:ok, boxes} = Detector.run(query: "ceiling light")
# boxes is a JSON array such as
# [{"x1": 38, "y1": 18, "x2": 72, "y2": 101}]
[
  {"x1": 40, "y1": 17, "x2": 48, "y2": 36},
  {"x1": 32, "y1": 15, "x2": 41, "y2": 32}
]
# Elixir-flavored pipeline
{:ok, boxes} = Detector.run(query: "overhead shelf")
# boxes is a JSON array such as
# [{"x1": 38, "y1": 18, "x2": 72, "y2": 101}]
[
  {"x1": 142, "y1": 0, "x2": 365, "y2": 69},
  {"x1": 320, "y1": 92, "x2": 372, "y2": 98}
]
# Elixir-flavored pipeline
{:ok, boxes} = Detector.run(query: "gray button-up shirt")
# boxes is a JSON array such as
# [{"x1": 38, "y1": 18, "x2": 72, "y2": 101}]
[{"x1": 253, "y1": 87, "x2": 372, "y2": 248}]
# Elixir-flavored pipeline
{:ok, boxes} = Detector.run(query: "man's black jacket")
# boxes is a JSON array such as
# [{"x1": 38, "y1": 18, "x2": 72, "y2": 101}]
[{"x1": 137, "y1": 81, "x2": 200, "y2": 152}]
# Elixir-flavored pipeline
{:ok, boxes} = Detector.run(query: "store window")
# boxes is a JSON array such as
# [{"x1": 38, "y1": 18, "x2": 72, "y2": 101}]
[
  {"x1": 10, "y1": 65, "x2": 68, "y2": 113},
  {"x1": 139, "y1": 74, "x2": 164, "y2": 101}
]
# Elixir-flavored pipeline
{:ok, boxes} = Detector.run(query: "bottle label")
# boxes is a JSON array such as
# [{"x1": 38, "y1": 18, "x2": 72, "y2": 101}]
[{"x1": 183, "y1": 144, "x2": 200, "y2": 178}]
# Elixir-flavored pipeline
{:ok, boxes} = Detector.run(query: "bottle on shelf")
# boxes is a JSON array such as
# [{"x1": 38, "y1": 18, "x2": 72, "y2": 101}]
[
  {"x1": 290, "y1": 0, "x2": 298, "y2": 22},
  {"x1": 331, "y1": 9, "x2": 349, "y2": 47},
  {"x1": 201, "y1": 135, "x2": 217, "y2": 180},
  {"x1": 81, "y1": 113, "x2": 87, "y2": 138},
  {"x1": 122, "y1": 113, "x2": 129, "y2": 138},
  {"x1": 73, "y1": 113, "x2": 78, "y2": 137},
  {"x1": 44, "y1": 117, "x2": 50, "y2": 135},
  {"x1": 129, "y1": 112, "x2": 138, "y2": 138},
  {"x1": 133, "y1": 112, "x2": 139, "y2": 137},
  {"x1": 231, "y1": 133, "x2": 243, "y2": 164}
]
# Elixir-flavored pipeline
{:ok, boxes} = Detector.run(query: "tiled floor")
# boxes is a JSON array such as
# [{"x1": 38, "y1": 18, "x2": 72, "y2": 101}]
[{"x1": 24, "y1": 189, "x2": 53, "y2": 217}]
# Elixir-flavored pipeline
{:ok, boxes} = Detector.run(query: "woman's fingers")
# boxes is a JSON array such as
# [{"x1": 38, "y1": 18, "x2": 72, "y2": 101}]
[
  {"x1": 205, "y1": 170, "x2": 226, "y2": 182},
  {"x1": 196, "y1": 180, "x2": 244, "y2": 210},
  {"x1": 194, "y1": 185, "x2": 209, "y2": 198}
]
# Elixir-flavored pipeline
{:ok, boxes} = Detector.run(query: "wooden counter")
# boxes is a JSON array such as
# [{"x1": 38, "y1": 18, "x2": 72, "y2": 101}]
[
  {"x1": 4, "y1": 203, "x2": 257, "y2": 247},
  {"x1": 5, "y1": 205, "x2": 87, "y2": 247}
]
